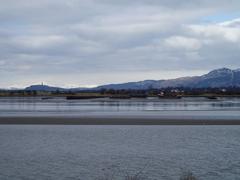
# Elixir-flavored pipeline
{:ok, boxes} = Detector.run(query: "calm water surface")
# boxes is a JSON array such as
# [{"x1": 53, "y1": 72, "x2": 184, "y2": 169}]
[
  {"x1": 1, "y1": 97, "x2": 240, "y2": 119},
  {"x1": 0, "y1": 125, "x2": 240, "y2": 180}
]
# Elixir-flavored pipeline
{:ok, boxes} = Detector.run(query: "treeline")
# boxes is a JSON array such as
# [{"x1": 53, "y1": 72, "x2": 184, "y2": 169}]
[
  {"x1": 98, "y1": 87, "x2": 240, "y2": 96},
  {"x1": 1, "y1": 87, "x2": 240, "y2": 96}
]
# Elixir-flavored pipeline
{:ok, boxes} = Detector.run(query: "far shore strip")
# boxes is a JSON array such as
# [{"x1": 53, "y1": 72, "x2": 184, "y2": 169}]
[{"x1": 0, "y1": 116, "x2": 240, "y2": 125}]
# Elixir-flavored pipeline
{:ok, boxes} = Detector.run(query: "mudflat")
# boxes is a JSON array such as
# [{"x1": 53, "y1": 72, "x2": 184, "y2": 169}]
[{"x1": 0, "y1": 116, "x2": 240, "y2": 125}]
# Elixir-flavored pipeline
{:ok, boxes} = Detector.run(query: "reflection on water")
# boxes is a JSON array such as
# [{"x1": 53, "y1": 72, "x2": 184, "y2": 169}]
[{"x1": 1, "y1": 97, "x2": 240, "y2": 118}]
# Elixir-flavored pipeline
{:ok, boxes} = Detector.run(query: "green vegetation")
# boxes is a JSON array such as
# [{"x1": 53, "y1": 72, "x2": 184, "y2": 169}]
[
  {"x1": 1, "y1": 87, "x2": 240, "y2": 99},
  {"x1": 180, "y1": 171, "x2": 197, "y2": 180},
  {"x1": 97, "y1": 170, "x2": 198, "y2": 180}
]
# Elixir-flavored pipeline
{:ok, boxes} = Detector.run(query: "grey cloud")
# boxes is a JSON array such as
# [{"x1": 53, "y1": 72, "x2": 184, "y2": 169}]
[{"x1": 0, "y1": 0, "x2": 240, "y2": 87}]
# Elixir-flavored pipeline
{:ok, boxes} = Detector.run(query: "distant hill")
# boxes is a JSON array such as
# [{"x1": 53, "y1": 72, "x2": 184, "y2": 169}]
[
  {"x1": 25, "y1": 84, "x2": 90, "y2": 92},
  {"x1": 96, "y1": 68, "x2": 240, "y2": 90},
  {"x1": 24, "y1": 68, "x2": 240, "y2": 91},
  {"x1": 96, "y1": 80, "x2": 161, "y2": 90},
  {"x1": 25, "y1": 85, "x2": 66, "y2": 91}
]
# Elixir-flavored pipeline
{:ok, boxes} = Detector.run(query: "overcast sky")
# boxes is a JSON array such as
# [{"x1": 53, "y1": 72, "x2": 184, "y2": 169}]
[{"x1": 1, "y1": 0, "x2": 240, "y2": 88}]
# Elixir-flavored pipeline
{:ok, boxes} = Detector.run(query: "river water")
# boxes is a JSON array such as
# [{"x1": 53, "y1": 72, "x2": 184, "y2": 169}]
[
  {"x1": 1, "y1": 97, "x2": 240, "y2": 179},
  {"x1": 1, "y1": 96, "x2": 240, "y2": 119},
  {"x1": 0, "y1": 125, "x2": 240, "y2": 180}
]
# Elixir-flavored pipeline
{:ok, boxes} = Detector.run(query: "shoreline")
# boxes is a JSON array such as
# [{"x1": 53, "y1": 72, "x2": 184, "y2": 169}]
[{"x1": 0, "y1": 116, "x2": 240, "y2": 125}]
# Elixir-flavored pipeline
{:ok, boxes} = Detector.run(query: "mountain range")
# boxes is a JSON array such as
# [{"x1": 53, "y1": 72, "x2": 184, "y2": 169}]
[{"x1": 25, "y1": 68, "x2": 240, "y2": 91}]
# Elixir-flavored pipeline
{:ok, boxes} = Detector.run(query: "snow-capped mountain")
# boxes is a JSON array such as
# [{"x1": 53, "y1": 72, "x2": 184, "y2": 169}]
[{"x1": 97, "y1": 68, "x2": 240, "y2": 90}]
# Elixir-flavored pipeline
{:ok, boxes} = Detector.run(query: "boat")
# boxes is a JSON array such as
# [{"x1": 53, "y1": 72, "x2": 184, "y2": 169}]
[
  {"x1": 158, "y1": 95, "x2": 182, "y2": 99},
  {"x1": 109, "y1": 95, "x2": 131, "y2": 99},
  {"x1": 66, "y1": 96, "x2": 104, "y2": 100},
  {"x1": 130, "y1": 94, "x2": 147, "y2": 98},
  {"x1": 206, "y1": 96, "x2": 218, "y2": 100},
  {"x1": 41, "y1": 97, "x2": 53, "y2": 100}
]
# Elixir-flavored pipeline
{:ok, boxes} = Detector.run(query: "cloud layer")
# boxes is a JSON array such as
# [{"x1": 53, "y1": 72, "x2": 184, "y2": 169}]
[{"x1": 0, "y1": 0, "x2": 240, "y2": 87}]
